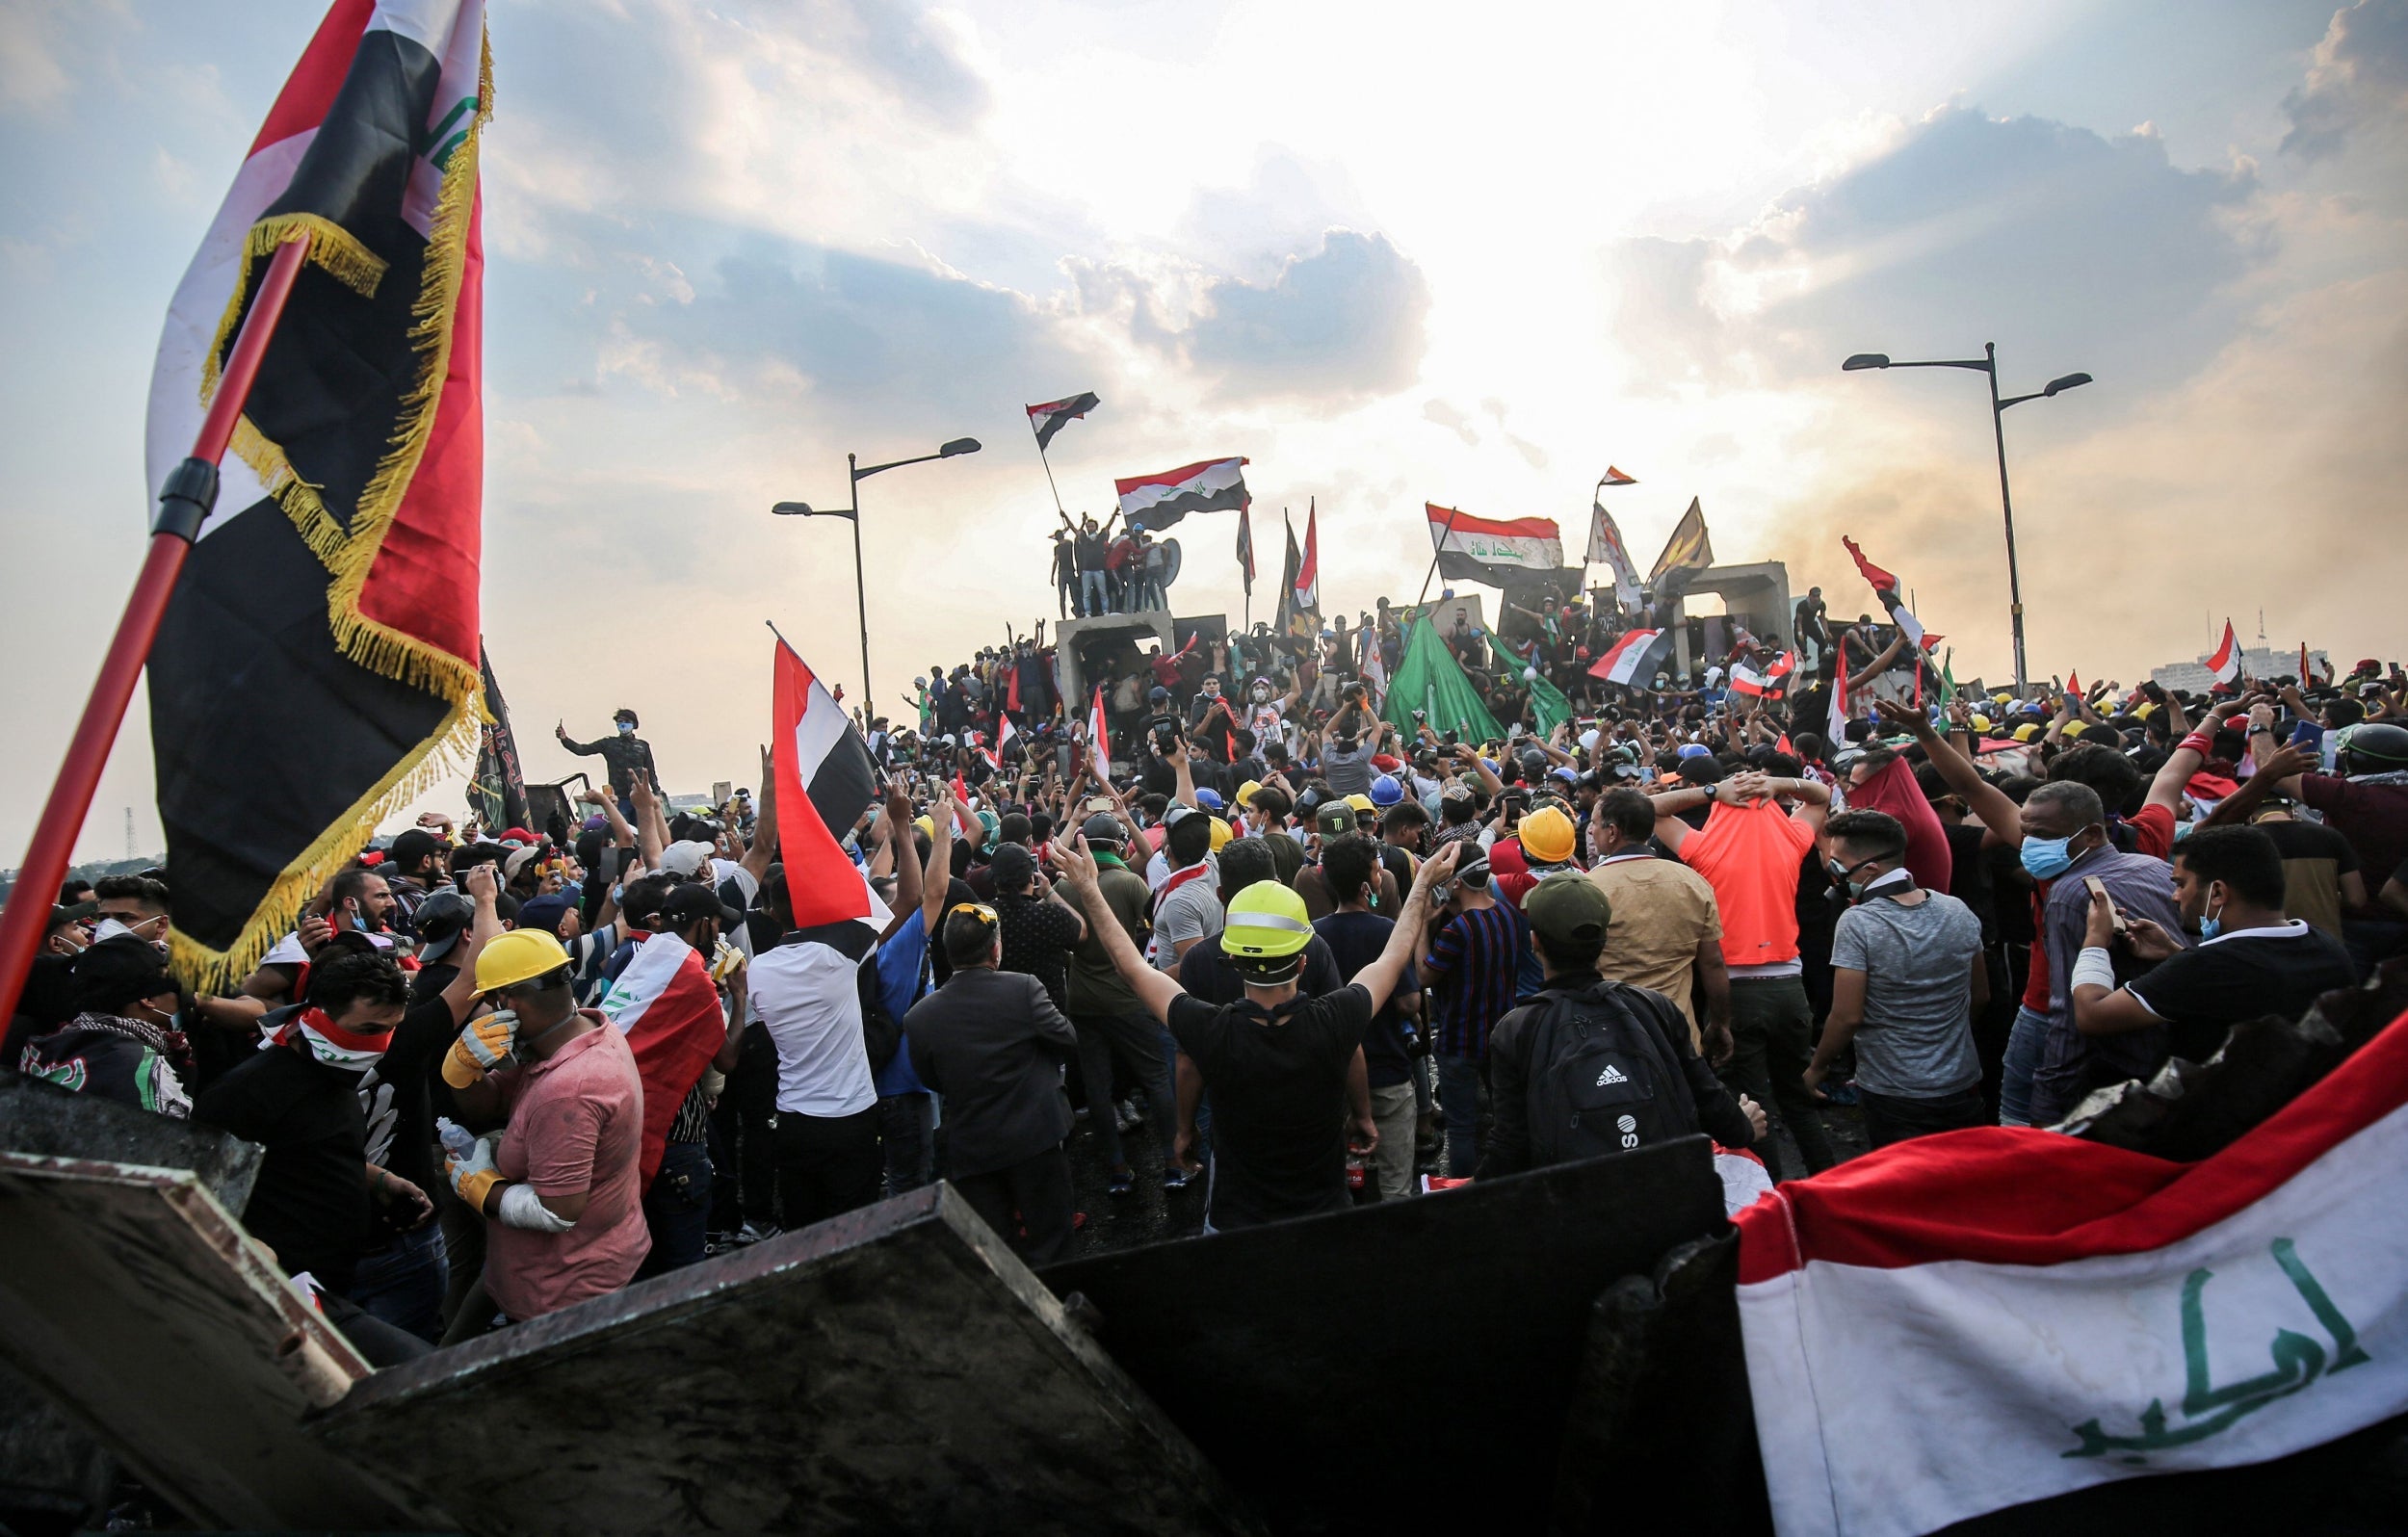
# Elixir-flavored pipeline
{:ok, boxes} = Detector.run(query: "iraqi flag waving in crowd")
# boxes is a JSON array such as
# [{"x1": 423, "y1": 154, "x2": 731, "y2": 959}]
[
  {"x1": 1426, "y1": 505, "x2": 1565, "y2": 585},
  {"x1": 1114, "y1": 456, "x2": 1249, "y2": 531},
  {"x1": 145, "y1": 0, "x2": 490, "y2": 988},
  {"x1": 1735, "y1": 1007, "x2": 2408, "y2": 1537},
  {"x1": 771, "y1": 637, "x2": 889, "y2": 930}
]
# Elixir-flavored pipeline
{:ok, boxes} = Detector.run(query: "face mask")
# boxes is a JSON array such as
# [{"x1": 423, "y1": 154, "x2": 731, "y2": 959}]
[
  {"x1": 2199, "y1": 894, "x2": 2226, "y2": 943},
  {"x1": 2019, "y1": 834, "x2": 2079, "y2": 881},
  {"x1": 616, "y1": 721, "x2": 636, "y2": 736}
]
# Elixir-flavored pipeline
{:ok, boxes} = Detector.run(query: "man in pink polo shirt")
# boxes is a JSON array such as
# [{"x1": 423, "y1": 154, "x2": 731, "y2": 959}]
[
  {"x1": 1648, "y1": 768, "x2": 1835, "y2": 1182},
  {"x1": 445, "y1": 929, "x2": 649, "y2": 1324}
]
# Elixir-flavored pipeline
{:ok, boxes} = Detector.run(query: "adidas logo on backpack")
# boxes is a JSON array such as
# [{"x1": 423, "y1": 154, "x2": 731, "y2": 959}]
[{"x1": 1593, "y1": 1063, "x2": 1629, "y2": 1087}]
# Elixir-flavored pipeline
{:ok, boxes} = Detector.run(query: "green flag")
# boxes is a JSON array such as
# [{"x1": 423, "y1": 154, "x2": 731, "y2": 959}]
[
  {"x1": 1527, "y1": 667, "x2": 1573, "y2": 738},
  {"x1": 1937, "y1": 648, "x2": 1957, "y2": 708},
  {"x1": 1381, "y1": 617, "x2": 1504, "y2": 742}
]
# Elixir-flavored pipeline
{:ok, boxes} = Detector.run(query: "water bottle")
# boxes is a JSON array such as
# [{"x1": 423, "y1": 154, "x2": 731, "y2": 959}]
[{"x1": 436, "y1": 1117, "x2": 476, "y2": 1162}]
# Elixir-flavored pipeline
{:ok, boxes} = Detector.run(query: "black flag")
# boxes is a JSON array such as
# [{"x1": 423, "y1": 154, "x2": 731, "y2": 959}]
[
  {"x1": 1236, "y1": 504, "x2": 1256, "y2": 597},
  {"x1": 469, "y1": 647, "x2": 528, "y2": 832}
]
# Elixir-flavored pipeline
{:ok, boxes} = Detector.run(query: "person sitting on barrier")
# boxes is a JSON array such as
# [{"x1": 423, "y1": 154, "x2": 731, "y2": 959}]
[
  {"x1": 1478, "y1": 875, "x2": 1764, "y2": 1181},
  {"x1": 1050, "y1": 831, "x2": 1457, "y2": 1233}
]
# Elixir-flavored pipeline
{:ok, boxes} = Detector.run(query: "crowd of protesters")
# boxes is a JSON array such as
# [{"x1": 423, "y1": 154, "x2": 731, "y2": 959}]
[{"x1": 11, "y1": 580, "x2": 2405, "y2": 1374}]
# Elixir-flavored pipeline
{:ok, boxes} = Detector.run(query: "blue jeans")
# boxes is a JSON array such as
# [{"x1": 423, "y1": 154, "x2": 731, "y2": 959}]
[
  {"x1": 346, "y1": 1219, "x2": 448, "y2": 1343},
  {"x1": 1079, "y1": 569, "x2": 1110, "y2": 615},
  {"x1": 2000, "y1": 1004, "x2": 2050, "y2": 1127},
  {"x1": 1437, "y1": 1053, "x2": 1488, "y2": 1178},
  {"x1": 637, "y1": 1141, "x2": 713, "y2": 1279}
]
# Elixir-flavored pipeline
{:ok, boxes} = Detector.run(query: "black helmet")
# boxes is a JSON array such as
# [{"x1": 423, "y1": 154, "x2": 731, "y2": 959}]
[{"x1": 2340, "y1": 721, "x2": 2408, "y2": 773}]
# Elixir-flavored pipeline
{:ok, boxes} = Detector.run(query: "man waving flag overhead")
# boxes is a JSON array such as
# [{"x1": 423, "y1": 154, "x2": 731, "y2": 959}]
[
  {"x1": 771, "y1": 637, "x2": 887, "y2": 930},
  {"x1": 145, "y1": 0, "x2": 490, "y2": 988}
]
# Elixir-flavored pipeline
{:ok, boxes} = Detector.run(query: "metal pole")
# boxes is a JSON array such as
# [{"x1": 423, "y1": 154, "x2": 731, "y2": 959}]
[
  {"x1": 1415, "y1": 504, "x2": 1461, "y2": 608},
  {"x1": 1984, "y1": 341, "x2": 2029, "y2": 695},
  {"x1": 1034, "y1": 436, "x2": 1065, "y2": 521},
  {"x1": 0, "y1": 233, "x2": 314, "y2": 1020},
  {"x1": 849, "y1": 454, "x2": 872, "y2": 716}
]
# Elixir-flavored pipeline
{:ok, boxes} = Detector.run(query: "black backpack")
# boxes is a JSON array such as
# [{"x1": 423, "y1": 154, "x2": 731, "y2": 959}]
[{"x1": 1523, "y1": 981, "x2": 1699, "y2": 1166}]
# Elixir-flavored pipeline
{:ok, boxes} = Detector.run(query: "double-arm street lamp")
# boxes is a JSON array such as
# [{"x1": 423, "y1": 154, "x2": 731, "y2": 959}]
[
  {"x1": 773, "y1": 437, "x2": 982, "y2": 718},
  {"x1": 1841, "y1": 343, "x2": 2091, "y2": 696}
]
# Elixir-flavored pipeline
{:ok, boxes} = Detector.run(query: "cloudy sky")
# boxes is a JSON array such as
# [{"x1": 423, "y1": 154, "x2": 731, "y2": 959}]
[{"x1": 3, "y1": 0, "x2": 2404, "y2": 860}]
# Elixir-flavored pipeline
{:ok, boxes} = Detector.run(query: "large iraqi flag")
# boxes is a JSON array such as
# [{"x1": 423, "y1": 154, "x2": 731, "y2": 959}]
[
  {"x1": 771, "y1": 638, "x2": 888, "y2": 930},
  {"x1": 144, "y1": 0, "x2": 489, "y2": 988},
  {"x1": 1426, "y1": 505, "x2": 1563, "y2": 584},
  {"x1": 1114, "y1": 456, "x2": 1249, "y2": 531},
  {"x1": 1735, "y1": 1009, "x2": 2408, "y2": 1536}
]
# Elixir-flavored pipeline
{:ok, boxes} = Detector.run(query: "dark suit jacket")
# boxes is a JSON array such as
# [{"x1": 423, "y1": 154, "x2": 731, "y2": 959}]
[{"x1": 903, "y1": 969, "x2": 1079, "y2": 1178}]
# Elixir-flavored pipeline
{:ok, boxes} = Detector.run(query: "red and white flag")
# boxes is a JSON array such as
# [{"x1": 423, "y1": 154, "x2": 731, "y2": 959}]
[
  {"x1": 1588, "y1": 628, "x2": 1668, "y2": 686},
  {"x1": 1295, "y1": 501, "x2": 1321, "y2": 612},
  {"x1": 771, "y1": 638, "x2": 887, "y2": 929},
  {"x1": 996, "y1": 715, "x2": 1020, "y2": 764},
  {"x1": 1087, "y1": 686, "x2": 1112, "y2": 781},
  {"x1": 1736, "y1": 1008, "x2": 2408, "y2": 1537},
  {"x1": 1730, "y1": 651, "x2": 1796, "y2": 699},
  {"x1": 1427, "y1": 504, "x2": 1565, "y2": 582},
  {"x1": 1114, "y1": 456, "x2": 1249, "y2": 531},
  {"x1": 1599, "y1": 465, "x2": 1637, "y2": 486},
  {"x1": 596, "y1": 930, "x2": 727, "y2": 1189},
  {"x1": 2208, "y1": 620, "x2": 2242, "y2": 686}
]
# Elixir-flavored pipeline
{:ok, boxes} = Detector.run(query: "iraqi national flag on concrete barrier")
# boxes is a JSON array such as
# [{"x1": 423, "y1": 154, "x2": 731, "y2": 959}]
[
  {"x1": 1734, "y1": 1009, "x2": 2408, "y2": 1537},
  {"x1": 1426, "y1": 505, "x2": 1564, "y2": 584},
  {"x1": 144, "y1": 0, "x2": 489, "y2": 988},
  {"x1": 596, "y1": 930, "x2": 726, "y2": 1190},
  {"x1": 1114, "y1": 456, "x2": 1248, "y2": 531},
  {"x1": 772, "y1": 638, "x2": 888, "y2": 930}
]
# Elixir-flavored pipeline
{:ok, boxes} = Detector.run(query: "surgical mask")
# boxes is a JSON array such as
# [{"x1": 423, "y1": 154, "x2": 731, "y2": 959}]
[
  {"x1": 2019, "y1": 834, "x2": 2079, "y2": 881},
  {"x1": 616, "y1": 720, "x2": 636, "y2": 736},
  {"x1": 2199, "y1": 895, "x2": 2226, "y2": 943}
]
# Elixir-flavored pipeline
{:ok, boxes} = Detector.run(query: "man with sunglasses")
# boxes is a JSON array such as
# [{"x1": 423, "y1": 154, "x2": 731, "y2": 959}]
[{"x1": 440, "y1": 927, "x2": 650, "y2": 1324}]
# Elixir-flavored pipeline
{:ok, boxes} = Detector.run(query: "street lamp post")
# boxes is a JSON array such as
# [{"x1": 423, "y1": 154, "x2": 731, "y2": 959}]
[
  {"x1": 773, "y1": 436, "x2": 982, "y2": 717},
  {"x1": 1841, "y1": 344, "x2": 2090, "y2": 696}
]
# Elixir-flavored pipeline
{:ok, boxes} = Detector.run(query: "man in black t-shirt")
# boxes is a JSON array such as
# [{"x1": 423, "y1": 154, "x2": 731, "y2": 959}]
[
  {"x1": 1052, "y1": 829, "x2": 1458, "y2": 1232},
  {"x1": 192, "y1": 942, "x2": 433, "y2": 1366},
  {"x1": 2072, "y1": 825, "x2": 2358, "y2": 1071},
  {"x1": 1313, "y1": 836, "x2": 1421, "y2": 1201},
  {"x1": 991, "y1": 842, "x2": 1086, "y2": 1011}
]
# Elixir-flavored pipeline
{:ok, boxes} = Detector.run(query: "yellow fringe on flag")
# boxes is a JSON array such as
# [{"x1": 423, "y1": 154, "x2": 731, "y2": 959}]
[{"x1": 171, "y1": 28, "x2": 496, "y2": 992}]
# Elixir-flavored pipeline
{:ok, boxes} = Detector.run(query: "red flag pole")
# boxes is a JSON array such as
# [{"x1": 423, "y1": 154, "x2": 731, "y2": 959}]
[{"x1": 0, "y1": 232, "x2": 314, "y2": 1022}]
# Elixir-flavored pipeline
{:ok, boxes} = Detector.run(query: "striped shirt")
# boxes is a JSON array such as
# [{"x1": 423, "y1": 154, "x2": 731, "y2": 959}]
[{"x1": 1422, "y1": 902, "x2": 1531, "y2": 1060}]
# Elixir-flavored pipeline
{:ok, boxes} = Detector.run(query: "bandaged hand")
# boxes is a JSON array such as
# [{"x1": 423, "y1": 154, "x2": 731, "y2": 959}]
[
  {"x1": 445, "y1": 1134, "x2": 501, "y2": 1213},
  {"x1": 442, "y1": 1009, "x2": 518, "y2": 1088}
]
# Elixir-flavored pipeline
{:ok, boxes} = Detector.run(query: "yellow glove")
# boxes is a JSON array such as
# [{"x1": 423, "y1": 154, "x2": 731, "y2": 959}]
[
  {"x1": 442, "y1": 1008, "x2": 519, "y2": 1088},
  {"x1": 445, "y1": 1134, "x2": 501, "y2": 1213}
]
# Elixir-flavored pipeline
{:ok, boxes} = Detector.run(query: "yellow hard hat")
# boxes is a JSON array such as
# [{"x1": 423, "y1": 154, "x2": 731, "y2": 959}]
[
  {"x1": 914, "y1": 814, "x2": 936, "y2": 840},
  {"x1": 1345, "y1": 793, "x2": 1374, "y2": 814},
  {"x1": 2012, "y1": 723, "x2": 2040, "y2": 742},
  {"x1": 1209, "y1": 816, "x2": 1234, "y2": 851},
  {"x1": 474, "y1": 927, "x2": 571, "y2": 992},
  {"x1": 1236, "y1": 779, "x2": 1263, "y2": 808},
  {"x1": 1970, "y1": 714, "x2": 1993, "y2": 733},
  {"x1": 1519, "y1": 805, "x2": 1577, "y2": 864},
  {"x1": 1223, "y1": 879, "x2": 1313, "y2": 963}
]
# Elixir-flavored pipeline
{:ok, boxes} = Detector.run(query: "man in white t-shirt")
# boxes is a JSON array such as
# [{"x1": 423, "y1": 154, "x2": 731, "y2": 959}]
[{"x1": 745, "y1": 875, "x2": 883, "y2": 1229}]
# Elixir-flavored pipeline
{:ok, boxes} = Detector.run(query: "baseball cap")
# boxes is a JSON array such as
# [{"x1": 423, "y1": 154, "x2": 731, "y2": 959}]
[
  {"x1": 499, "y1": 826, "x2": 537, "y2": 847},
  {"x1": 1080, "y1": 812, "x2": 1125, "y2": 846},
  {"x1": 514, "y1": 893, "x2": 576, "y2": 939},
  {"x1": 658, "y1": 840, "x2": 716, "y2": 878},
  {"x1": 1163, "y1": 803, "x2": 1207, "y2": 830},
  {"x1": 1523, "y1": 873, "x2": 1611, "y2": 949},
  {"x1": 1519, "y1": 805, "x2": 1577, "y2": 865},
  {"x1": 990, "y1": 842, "x2": 1037, "y2": 889},
  {"x1": 503, "y1": 845, "x2": 542, "y2": 882},
  {"x1": 658, "y1": 882, "x2": 729, "y2": 930},
  {"x1": 1316, "y1": 802, "x2": 1354, "y2": 837},
  {"x1": 411, "y1": 889, "x2": 476, "y2": 962}
]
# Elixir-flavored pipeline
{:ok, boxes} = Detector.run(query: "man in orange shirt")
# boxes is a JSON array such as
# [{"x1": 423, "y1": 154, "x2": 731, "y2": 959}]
[{"x1": 1649, "y1": 768, "x2": 1835, "y2": 1180}]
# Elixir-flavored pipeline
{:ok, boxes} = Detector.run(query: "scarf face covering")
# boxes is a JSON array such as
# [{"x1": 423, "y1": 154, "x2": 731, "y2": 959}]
[{"x1": 266, "y1": 1005, "x2": 392, "y2": 1071}]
